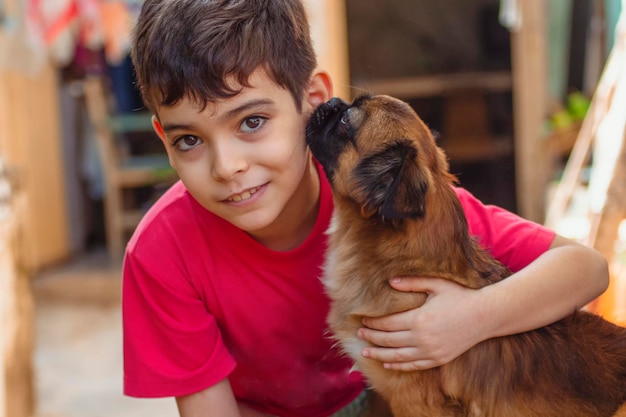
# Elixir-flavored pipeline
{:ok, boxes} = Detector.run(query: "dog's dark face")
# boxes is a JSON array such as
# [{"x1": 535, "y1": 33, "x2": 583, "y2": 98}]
[{"x1": 306, "y1": 94, "x2": 451, "y2": 221}]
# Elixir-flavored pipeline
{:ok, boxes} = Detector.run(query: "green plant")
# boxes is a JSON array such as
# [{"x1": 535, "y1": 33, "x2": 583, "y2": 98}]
[{"x1": 549, "y1": 91, "x2": 591, "y2": 131}]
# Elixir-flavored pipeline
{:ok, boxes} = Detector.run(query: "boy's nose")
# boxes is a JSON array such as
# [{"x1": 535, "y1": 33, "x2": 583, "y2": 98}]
[{"x1": 211, "y1": 140, "x2": 248, "y2": 181}]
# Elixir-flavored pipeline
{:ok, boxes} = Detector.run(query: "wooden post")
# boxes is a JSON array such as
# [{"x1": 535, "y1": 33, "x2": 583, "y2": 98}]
[
  {"x1": 302, "y1": 0, "x2": 351, "y2": 100},
  {"x1": 588, "y1": 129, "x2": 626, "y2": 259},
  {"x1": 0, "y1": 63, "x2": 70, "y2": 271},
  {"x1": 510, "y1": 0, "x2": 550, "y2": 222},
  {"x1": 585, "y1": 120, "x2": 626, "y2": 324},
  {"x1": 0, "y1": 180, "x2": 35, "y2": 417}
]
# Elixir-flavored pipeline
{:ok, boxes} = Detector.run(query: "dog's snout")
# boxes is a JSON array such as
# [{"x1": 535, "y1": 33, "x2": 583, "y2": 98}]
[
  {"x1": 326, "y1": 97, "x2": 346, "y2": 109},
  {"x1": 320, "y1": 97, "x2": 349, "y2": 118},
  {"x1": 308, "y1": 97, "x2": 349, "y2": 132},
  {"x1": 319, "y1": 98, "x2": 348, "y2": 120}
]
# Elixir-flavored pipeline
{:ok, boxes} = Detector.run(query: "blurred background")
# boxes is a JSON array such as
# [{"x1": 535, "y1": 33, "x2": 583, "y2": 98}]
[{"x1": 0, "y1": 0, "x2": 625, "y2": 416}]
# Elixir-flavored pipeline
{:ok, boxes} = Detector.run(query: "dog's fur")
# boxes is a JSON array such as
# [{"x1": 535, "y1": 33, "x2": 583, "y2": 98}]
[{"x1": 305, "y1": 95, "x2": 626, "y2": 417}]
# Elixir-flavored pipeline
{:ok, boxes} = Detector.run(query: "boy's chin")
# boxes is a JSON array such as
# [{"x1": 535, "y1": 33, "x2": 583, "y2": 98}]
[
  {"x1": 225, "y1": 210, "x2": 280, "y2": 238},
  {"x1": 237, "y1": 213, "x2": 301, "y2": 251}
]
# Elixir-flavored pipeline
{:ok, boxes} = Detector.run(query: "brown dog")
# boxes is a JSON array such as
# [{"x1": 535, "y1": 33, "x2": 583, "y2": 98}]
[{"x1": 305, "y1": 94, "x2": 626, "y2": 417}]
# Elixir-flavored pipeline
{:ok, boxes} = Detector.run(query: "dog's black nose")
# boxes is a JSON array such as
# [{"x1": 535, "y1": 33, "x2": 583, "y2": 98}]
[
  {"x1": 308, "y1": 97, "x2": 348, "y2": 131},
  {"x1": 326, "y1": 97, "x2": 345, "y2": 109}
]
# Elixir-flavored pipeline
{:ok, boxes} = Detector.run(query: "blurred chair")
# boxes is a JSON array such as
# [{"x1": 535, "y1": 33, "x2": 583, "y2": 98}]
[{"x1": 82, "y1": 76, "x2": 177, "y2": 259}]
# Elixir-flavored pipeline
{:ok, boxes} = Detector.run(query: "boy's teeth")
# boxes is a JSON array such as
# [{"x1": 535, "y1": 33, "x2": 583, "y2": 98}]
[
  {"x1": 232, "y1": 191, "x2": 250, "y2": 201},
  {"x1": 229, "y1": 187, "x2": 258, "y2": 202}
]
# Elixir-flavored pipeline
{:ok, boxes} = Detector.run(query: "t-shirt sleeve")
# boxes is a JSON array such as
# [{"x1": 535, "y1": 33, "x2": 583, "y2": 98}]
[
  {"x1": 122, "y1": 246, "x2": 236, "y2": 398},
  {"x1": 454, "y1": 187, "x2": 556, "y2": 272}
]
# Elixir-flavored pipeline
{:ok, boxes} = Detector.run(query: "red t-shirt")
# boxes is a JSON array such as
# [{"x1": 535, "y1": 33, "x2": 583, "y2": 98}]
[{"x1": 122, "y1": 163, "x2": 554, "y2": 417}]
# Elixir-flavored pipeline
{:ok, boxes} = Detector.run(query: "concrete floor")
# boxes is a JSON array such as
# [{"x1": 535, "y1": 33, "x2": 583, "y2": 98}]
[{"x1": 33, "y1": 249, "x2": 178, "y2": 417}]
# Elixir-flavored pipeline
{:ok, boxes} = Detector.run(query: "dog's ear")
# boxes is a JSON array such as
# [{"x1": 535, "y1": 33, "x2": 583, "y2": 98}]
[{"x1": 353, "y1": 139, "x2": 429, "y2": 220}]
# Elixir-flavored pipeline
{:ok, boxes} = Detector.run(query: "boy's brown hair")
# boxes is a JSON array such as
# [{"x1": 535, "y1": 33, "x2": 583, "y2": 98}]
[{"x1": 131, "y1": 0, "x2": 317, "y2": 113}]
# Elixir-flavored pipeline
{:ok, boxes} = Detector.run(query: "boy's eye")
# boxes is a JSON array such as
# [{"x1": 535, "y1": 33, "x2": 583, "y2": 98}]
[
  {"x1": 240, "y1": 116, "x2": 266, "y2": 133},
  {"x1": 173, "y1": 135, "x2": 202, "y2": 151}
]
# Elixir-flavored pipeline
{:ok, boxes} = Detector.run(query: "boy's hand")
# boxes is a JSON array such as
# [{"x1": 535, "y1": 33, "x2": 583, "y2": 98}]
[{"x1": 357, "y1": 277, "x2": 488, "y2": 371}]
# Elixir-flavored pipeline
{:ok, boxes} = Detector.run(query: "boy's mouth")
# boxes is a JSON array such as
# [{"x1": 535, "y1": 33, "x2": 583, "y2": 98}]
[{"x1": 226, "y1": 185, "x2": 262, "y2": 202}]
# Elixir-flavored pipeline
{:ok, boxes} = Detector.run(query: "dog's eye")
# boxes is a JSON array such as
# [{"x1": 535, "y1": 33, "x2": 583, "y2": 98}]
[{"x1": 340, "y1": 110, "x2": 351, "y2": 125}]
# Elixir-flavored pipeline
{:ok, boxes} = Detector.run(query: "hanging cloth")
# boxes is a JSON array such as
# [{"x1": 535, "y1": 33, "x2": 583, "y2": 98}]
[{"x1": 100, "y1": 0, "x2": 132, "y2": 65}]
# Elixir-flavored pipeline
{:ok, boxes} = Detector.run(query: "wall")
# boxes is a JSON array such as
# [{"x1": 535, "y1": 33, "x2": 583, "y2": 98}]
[{"x1": 346, "y1": 0, "x2": 504, "y2": 82}]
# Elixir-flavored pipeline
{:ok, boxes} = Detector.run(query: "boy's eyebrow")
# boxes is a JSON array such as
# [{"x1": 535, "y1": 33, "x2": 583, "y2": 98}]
[
  {"x1": 222, "y1": 98, "x2": 276, "y2": 121},
  {"x1": 160, "y1": 121, "x2": 195, "y2": 134},
  {"x1": 160, "y1": 98, "x2": 276, "y2": 133}
]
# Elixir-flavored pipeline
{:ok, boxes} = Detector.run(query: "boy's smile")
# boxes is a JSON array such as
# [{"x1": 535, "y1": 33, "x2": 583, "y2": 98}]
[
  {"x1": 151, "y1": 68, "x2": 331, "y2": 250},
  {"x1": 225, "y1": 185, "x2": 262, "y2": 202}
]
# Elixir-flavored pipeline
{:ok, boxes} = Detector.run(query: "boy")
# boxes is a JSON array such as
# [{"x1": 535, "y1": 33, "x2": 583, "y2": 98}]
[{"x1": 123, "y1": 0, "x2": 609, "y2": 416}]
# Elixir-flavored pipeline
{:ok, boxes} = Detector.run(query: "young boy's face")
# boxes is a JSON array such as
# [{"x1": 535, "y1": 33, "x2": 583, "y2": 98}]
[{"x1": 151, "y1": 68, "x2": 331, "y2": 247}]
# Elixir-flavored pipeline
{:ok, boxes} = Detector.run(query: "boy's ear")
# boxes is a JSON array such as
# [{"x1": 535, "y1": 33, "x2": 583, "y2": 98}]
[
  {"x1": 152, "y1": 115, "x2": 177, "y2": 169},
  {"x1": 305, "y1": 69, "x2": 333, "y2": 109}
]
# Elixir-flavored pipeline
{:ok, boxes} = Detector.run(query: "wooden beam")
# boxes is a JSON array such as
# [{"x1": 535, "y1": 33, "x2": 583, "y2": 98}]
[
  {"x1": 0, "y1": 63, "x2": 70, "y2": 271},
  {"x1": 588, "y1": 130, "x2": 626, "y2": 258},
  {"x1": 303, "y1": 0, "x2": 351, "y2": 100},
  {"x1": 352, "y1": 71, "x2": 513, "y2": 99},
  {"x1": 510, "y1": 0, "x2": 550, "y2": 222},
  {"x1": 0, "y1": 195, "x2": 35, "y2": 417}
]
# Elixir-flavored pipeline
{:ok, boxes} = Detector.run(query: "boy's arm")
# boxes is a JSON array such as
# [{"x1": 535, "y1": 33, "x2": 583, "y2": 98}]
[
  {"x1": 357, "y1": 234, "x2": 609, "y2": 371},
  {"x1": 176, "y1": 378, "x2": 273, "y2": 417}
]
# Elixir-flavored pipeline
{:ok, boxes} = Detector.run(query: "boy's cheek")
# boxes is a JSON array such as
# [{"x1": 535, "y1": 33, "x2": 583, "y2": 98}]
[{"x1": 165, "y1": 153, "x2": 177, "y2": 170}]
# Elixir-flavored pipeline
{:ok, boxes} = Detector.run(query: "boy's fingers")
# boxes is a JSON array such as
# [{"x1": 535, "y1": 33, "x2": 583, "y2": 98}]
[
  {"x1": 361, "y1": 346, "x2": 441, "y2": 371},
  {"x1": 361, "y1": 346, "x2": 418, "y2": 363},
  {"x1": 383, "y1": 359, "x2": 439, "y2": 371},
  {"x1": 361, "y1": 310, "x2": 411, "y2": 331},
  {"x1": 361, "y1": 345, "x2": 448, "y2": 371},
  {"x1": 358, "y1": 327, "x2": 411, "y2": 347},
  {"x1": 389, "y1": 276, "x2": 449, "y2": 293}
]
